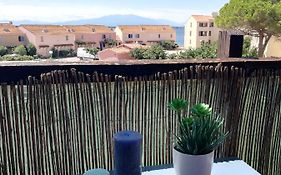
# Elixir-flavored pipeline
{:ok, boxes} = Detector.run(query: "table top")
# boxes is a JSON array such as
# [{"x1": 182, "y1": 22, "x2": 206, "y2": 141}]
[
  {"x1": 108, "y1": 158, "x2": 261, "y2": 175},
  {"x1": 142, "y1": 160, "x2": 261, "y2": 175}
]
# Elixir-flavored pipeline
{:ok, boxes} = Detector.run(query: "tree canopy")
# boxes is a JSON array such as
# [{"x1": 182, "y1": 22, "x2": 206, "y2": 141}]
[{"x1": 215, "y1": 0, "x2": 281, "y2": 57}]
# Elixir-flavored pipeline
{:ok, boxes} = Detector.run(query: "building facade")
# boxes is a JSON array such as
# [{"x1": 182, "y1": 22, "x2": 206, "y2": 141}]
[
  {"x1": 19, "y1": 25, "x2": 75, "y2": 56},
  {"x1": 115, "y1": 25, "x2": 176, "y2": 45},
  {"x1": 184, "y1": 15, "x2": 220, "y2": 49},
  {"x1": 0, "y1": 22, "x2": 27, "y2": 47},
  {"x1": 63, "y1": 25, "x2": 116, "y2": 50}
]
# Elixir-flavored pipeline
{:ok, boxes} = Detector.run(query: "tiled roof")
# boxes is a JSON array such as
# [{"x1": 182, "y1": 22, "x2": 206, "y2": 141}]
[
  {"x1": 20, "y1": 25, "x2": 72, "y2": 35},
  {"x1": 191, "y1": 15, "x2": 214, "y2": 21},
  {"x1": 118, "y1": 43, "x2": 148, "y2": 49},
  {"x1": 0, "y1": 23, "x2": 23, "y2": 35},
  {"x1": 117, "y1": 25, "x2": 175, "y2": 33},
  {"x1": 102, "y1": 44, "x2": 146, "y2": 54},
  {"x1": 64, "y1": 25, "x2": 114, "y2": 33}
]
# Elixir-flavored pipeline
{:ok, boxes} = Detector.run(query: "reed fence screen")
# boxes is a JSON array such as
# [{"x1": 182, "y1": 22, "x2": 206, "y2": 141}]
[{"x1": 0, "y1": 65, "x2": 281, "y2": 175}]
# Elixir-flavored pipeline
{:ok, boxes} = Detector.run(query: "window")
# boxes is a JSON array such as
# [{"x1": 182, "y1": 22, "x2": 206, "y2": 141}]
[
  {"x1": 135, "y1": 34, "x2": 140, "y2": 38},
  {"x1": 40, "y1": 36, "x2": 44, "y2": 42},
  {"x1": 190, "y1": 40, "x2": 192, "y2": 44},
  {"x1": 209, "y1": 31, "x2": 212, "y2": 36},
  {"x1": 66, "y1": 35, "x2": 69, "y2": 41},
  {"x1": 3, "y1": 28, "x2": 10, "y2": 32},
  {"x1": 128, "y1": 34, "x2": 133, "y2": 38},
  {"x1": 208, "y1": 40, "x2": 211, "y2": 44},
  {"x1": 170, "y1": 34, "x2": 173, "y2": 38},
  {"x1": 81, "y1": 35, "x2": 84, "y2": 40},
  {"x1": 18, "y1": 36, "x2": 25, "y2": 42},
  {"x1": 199, "y1": 22, "x2": 208, "y2": 27},
  {"x1": 199, "y1": 31, "x2": 208, "y2": 36},
  {"x1": 190, "y1": 31, "x2": 192, "y2": 36},
  {"x1": 158, "y1": 34, "x2": 161, "y2": 38},
  {"x1": 209, "y1": 22, "x2": 214, "y2": 27},
  {"x1": 102, "y1": 34, "x2": 106, "y2": 39},
  {"x1": 190, "y1": 23, "x2": 192, "y2": 27}
]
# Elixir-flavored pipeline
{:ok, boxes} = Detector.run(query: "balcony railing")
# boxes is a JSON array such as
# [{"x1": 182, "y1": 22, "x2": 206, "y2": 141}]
[{"x1": 0, "y1": 59, "x2": 281, "y2": 175}]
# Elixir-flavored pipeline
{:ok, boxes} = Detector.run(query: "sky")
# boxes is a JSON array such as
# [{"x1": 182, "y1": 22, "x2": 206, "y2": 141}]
[{"x1": 0, "y1": 0, "x2": 229, "y2": 24}]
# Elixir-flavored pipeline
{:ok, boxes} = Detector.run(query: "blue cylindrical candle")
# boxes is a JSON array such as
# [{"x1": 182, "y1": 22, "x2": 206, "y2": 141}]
[{"x1": 114, "y1": 131, "x2": 142, "y2": 175}]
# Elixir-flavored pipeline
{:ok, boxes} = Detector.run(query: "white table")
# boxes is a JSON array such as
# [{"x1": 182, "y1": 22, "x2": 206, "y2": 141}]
[{"x1": 142, "y1": 160, "x2": 261, "y2": 175}]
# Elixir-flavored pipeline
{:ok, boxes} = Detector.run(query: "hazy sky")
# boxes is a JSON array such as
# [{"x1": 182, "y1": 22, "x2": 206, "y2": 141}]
[{"x1": 0, "y1": 0, "x2": 229, "y2": 23}]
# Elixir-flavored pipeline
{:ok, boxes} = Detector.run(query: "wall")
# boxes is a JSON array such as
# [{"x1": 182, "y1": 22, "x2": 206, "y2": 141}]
[
  {"x1": 185, "y1": 17, "x2": 220, "y2": 49},
  {"x1": 265, "y1": 36, "x2": 281, "y2": 57},
  {"x1": 115, "y1": 27, "x2": 176, "y2": 45},
  {"x1": 184, "y1": 17, "x2": 197, "y2": 49},
  {"x1": 0, "y1": 34, "x2": 27, "y2": 47},
  {"x1": 75, "y1": 32, "x2": 116, "y2": 48}
]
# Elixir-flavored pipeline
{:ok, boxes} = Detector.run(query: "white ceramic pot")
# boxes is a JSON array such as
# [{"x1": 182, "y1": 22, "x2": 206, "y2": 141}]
[{"x1": 173, "y1": 148, "x2": 214, "y2": 175}]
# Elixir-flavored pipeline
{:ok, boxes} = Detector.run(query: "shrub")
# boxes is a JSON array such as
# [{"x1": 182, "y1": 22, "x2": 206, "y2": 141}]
[
  {"x1": 27, "y1": 43, "x2": 37, "y2": 56},
  {"x1": 104, "y1": 38, "x2": 117, "y2": 48},
  {"x1": 51, "y1": 48, "x2": 76, "y2": 58},
  {"x1": 143, "y1": 45, "x2": 166, "y2": 59},
  {"x1": 158, "y1": 40, "x2": 178, "y2": 50},
  {"x1": 86, "y1": 47, "x2": 99, "y2": 56},
  {"x1": 0, "y1": 46, "x2": 8, "y2": 56},
  {"x1": 0, "y1": 55, "x2": 34, "y2": 61},
  {"x1": 130, "y1": 45, "x2": 166, "y2": 60},
  {"x1": 167, "y1": 53, "x2": 178, "y2": 59},
  {"x1": 243, "y1": 37, "x2": 258, "y2": 58},
  {"x1": 14, "y1": 45, "x2": 27, "y2": 56},
  {"x1": 178, "y1": 43, "x2": 217, "y2": 59},
  {"x1": 129, "y1": 48, "x2": 146, "y2": 59}
]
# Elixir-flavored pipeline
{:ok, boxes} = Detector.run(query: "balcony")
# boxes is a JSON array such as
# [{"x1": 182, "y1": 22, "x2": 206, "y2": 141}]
[{"x1": 0, "y1": 58, "x2": 280, "y2": 175}]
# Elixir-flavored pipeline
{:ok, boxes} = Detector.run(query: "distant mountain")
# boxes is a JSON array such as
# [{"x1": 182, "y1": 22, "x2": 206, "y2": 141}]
[
  {"x1": 11, "y1": 20, "x2": 47, "y2": 25},
  {"x1": 10, "y1": 15, "x2": 183, "y2": 27},
  {"x1": 58, "y1": 15, "x2": 182, "y2": 26}
]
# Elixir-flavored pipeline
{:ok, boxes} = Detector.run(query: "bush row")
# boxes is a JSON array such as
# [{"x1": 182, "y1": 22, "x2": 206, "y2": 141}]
[
  {"x1": 0, "y1": 44, "x2": 37, "y2": 57},
  {"x1": 0, "y1": 55, "x2": 34, "y2": 61}
]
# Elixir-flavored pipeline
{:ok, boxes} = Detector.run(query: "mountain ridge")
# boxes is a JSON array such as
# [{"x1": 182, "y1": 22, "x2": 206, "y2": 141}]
[{"x1": 9, "y1": 14, "x2": 184, "y2": 26}]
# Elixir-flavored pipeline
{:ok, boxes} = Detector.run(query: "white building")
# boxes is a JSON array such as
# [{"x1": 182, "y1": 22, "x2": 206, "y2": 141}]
[{"x1": 184, "y1": 15, "x2": 221, "y2": 49}]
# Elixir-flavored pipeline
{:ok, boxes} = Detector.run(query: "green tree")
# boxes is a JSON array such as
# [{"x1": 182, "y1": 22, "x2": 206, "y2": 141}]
[
  {"x1": 86, "y1": 47, "x2": 99, "y2": 57},
  {"x1": 130, "y1": 47, "x2": 146, "y2": 59},
  {"x1": 130, "y1": 45, "x2": 166, "y2": 59},
  {"x1": 158, "y1": 40, "x2": 178, "y2": 50},
  {"x1": 143, "y1": 45, "x2": 166, "y2": 59},
  {"x1": 242, "y1": 37, "x2": 258, "y2": 58},
  {"x1": 104, "y1": 38, "x2": 117, "y2": 48},
  {"x1": 14, "y1": 45, "x2": 27, "y2": 56},
  {"x1": 26, "y1": 43, "x2": 37, "y2": 56},
  {"x1": 178, "y1": 43, "x2": 217, "y2": 59},
  {"x1": 0, "y1": 46, "x2": 8, "y2": 56},
  {"x1": 215, "y1": 0, "x2": 281, "y2": 57}
]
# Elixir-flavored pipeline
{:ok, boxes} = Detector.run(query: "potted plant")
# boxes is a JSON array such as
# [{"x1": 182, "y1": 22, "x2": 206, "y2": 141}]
[{"x1": 168, "y1": 99, "x2": 228, "y2": 175}]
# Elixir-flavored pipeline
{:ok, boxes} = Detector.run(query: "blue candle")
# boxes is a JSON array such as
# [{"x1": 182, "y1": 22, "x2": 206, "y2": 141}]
[{"x1": 114, "y1": 131, "x2": 142, "y2": 175}]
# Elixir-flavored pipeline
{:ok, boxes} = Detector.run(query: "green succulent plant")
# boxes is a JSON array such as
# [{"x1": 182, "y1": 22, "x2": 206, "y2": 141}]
[{"x1": 169, "y1": 99, "x2": 228, "y2": 155}]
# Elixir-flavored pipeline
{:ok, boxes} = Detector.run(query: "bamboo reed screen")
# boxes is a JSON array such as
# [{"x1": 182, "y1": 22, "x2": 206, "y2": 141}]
[{"x1": 0, "y1": 64, "x2": 280, "y2": 175}]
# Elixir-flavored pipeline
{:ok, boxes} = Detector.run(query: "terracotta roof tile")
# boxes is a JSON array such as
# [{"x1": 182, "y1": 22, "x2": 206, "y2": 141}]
[
  {"x1": 191, "y1": 15, "x2": 214, "y2": 21},
  {"x1": 64, "y1": 25, "x2": 114, "y2": 33},
  {"x1": 20, "y1": 25, "x2": 72, "y2": 35},
  {"x1": 0, "y1": 23, "x2": 23, "y2": 35},
  {"x1": 117, "y1": 25, "x2": 175, "y2": 33}
]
